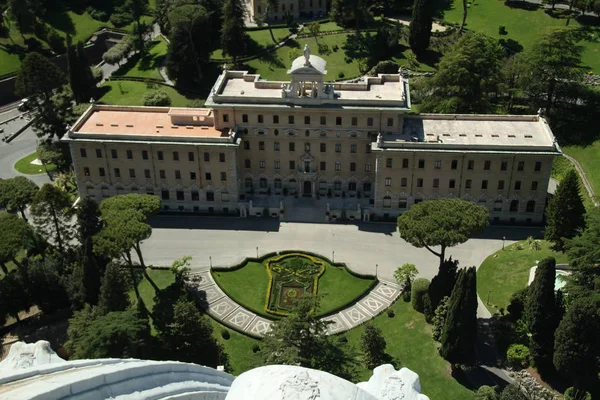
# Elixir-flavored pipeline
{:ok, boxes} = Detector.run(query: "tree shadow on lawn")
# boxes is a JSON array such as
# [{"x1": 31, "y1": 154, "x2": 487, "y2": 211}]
[
  {"x1": 415, "y1": 48, "x2": 442, "y2": 67},
  {"x1": 45, "y1": 9, "x2": 76, "y2": 36},
  {"x1": 432, "y1": 0, "x2": 456, "y2": 19},
  {"x1": 504, "y1": 0, "x2": 541, "y2": 12}
]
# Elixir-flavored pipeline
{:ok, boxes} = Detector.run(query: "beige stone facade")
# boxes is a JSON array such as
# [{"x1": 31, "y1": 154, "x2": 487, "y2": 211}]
[
  {"x1": 65, "y1": 50, "x2": 561, "y2": 223},
  {"x1": 249, "y1": 0, "x2": 328, "y2": 23}
]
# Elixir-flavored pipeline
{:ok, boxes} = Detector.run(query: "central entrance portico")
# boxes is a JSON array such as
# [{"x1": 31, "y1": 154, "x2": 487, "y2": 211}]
[{"x1": 303, "y1": 180, "x2": 312, "y2": 196}]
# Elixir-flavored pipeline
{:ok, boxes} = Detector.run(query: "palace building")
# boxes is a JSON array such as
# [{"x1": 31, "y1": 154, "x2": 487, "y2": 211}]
[
  {"x1": 65, "y1": 46, "x2": 561, "y2": 223},
  {"x1": 248, "y1": 0, "x2": 329, "y2": 23}
]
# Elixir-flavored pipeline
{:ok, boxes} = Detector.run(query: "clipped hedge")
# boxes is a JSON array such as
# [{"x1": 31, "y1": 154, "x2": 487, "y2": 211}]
[
  {"x1": 411, "y1": 278, "x2": 430, "y2": 313},
  {"x1": 506, "y1": 343, "x2": 530, "y2": 368}
]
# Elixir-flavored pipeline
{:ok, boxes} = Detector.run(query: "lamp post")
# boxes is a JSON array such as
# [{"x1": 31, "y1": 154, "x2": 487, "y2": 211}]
[
  {"x1": 375, "y1": 264, "x2": 378, "y2": 278},
  {"x1": 502, "y1": 236, "x2": 506, "y2": 250},
  {"x1": 487, "y1": 290, "x2": 491, "y2": 305},
  {"x1": 209, "y1": 256, "x2": 212, "y2": 269},
  {"x1": 332, "y1": 251, "x2": 335, "y2": 263},
  {"x1": 256, "y1": 246, "x2": 259, "y2": 258}
]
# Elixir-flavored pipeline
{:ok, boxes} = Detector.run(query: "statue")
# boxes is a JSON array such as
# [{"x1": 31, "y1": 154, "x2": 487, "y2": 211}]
[{"x1": 303, "y1": 44, "x2": 311, "y2": 66}]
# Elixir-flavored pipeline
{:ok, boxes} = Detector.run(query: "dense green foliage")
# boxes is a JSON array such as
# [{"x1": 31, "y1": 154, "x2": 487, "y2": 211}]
[
  {"x1": 330, "y1": 0, "x2": 373, "y2": 29},
  {"x1": 0, "y1": 177, "x2": 39, "y2": 221},
  {"x1": 506, "y1": 344, "x2": 530, "y2": 368},
  {"x1": 431, "y1": 295, "x2": 449, "y2": 342},
  {"x1": 143, "y1": 90, "x2": 172, "y2": 106},
  {"x1": 97, "y1": 263, "x2": 131, "y2": 314},
  {"x1": 68, "y1": 41, "x2": 97, "y2": 104},
  {"x1": 220, "y1": 0, "x2": 247, "y2": 64},
  {"x1": 30, "y1": 184, "x2": 74, "y2": 255},
  {"x1": 426, "y1": 258, "x2": 458, "y2": 321},
  {"x1": 408, "y1": 0, "x2": 432, "y2": 56},
  {"x1": 359, "y1": 324, "x2": 390, "y2": 369},
  {"x1": 0, "y1": 214, "x2": 31, "y2": 274},
  {"x1": 410, "y1": 277, "x2": 430, "y2": 313}
]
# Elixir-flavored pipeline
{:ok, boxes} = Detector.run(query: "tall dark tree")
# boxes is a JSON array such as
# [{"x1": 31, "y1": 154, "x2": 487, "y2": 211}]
[
  {"x1": 545, "y1": 169, "x2": 586, "y2": 251},
  {"x1": 123, "y1": 0, "x2": 149, "y2": 53},
  {"x1": 426, "y1": 257, "x2": 459, "y2": 320},
  {"x1": 408, "y1": 0, "x2": 433, "y2": 56},
  {"x1": 0, "y1": 213, "x2": 32, "y2": 274},
  {"x1": 440, "y1": 267, "x2": 478, "y2": 365},
  {"x1": 330, "y1": 0, "x2": 373, "y2": 31},
  {"x1": 360, "y1": 324, "x2": 390, "y2": 369},
  {"x1": 221, "y1": 0, "x2": 248, "y2": 65},
  {"x1": 67, "y1": 40, "x2": 97, "y2": 104},
  {"x1": 526, "y1": 257, "x2": 560, "y2": 374},
  {"x1": 20, "y1": 256, "x2": 71, "y2": 314},
  {"x1": 0, "y1": 176, "x2": 39, "y2": 221},
  {"x1": 0, "y1": 271, "x2": 31, "y2": 323},
  {"x1": 15, "y1": 52, "x2": 65, "y2": 103},
  {"x1": 97, "y1": 263, "x2": 131, "y2": 315},
  {"x1": 30, "y1": 184, "x2": 74, "y2": 255},
  {"x1": 564, "y1": 208, "x2": 600, "y2": 300}
]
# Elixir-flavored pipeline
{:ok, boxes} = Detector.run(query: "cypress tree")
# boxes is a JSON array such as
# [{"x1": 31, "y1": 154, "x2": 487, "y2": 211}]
[
  {"x1": 545, "y1": 169, "x2": 585, "y2": 251},
  {"x1": 76, "y1": 42, "x2": 96, "y2": 102},
  {"x1": 440, "y1": 267, "x2": 478, "y2": 365},
  {"x1": 426, "y1": 257, "x2": 458, "y2": 321},
  {"x1": 526, "y1": 257, "x2": 559, "y2": 374},
  {"x1": 97, "y1": 263, "x2": 131, "y2": 315},
  {"x1": 221, "y1": 0, "x2": 248, "y2": 66},
  {"x1": 408, "y1": 0, "x2": 433, "y2": 57}
]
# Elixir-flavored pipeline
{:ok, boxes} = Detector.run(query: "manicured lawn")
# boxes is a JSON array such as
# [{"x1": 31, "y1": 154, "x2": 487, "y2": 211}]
[
  {"x1": 477, "y1": 240, "x2": 569, "y2": 313},
  {"x1": 123, "y1": 38, "x2": 168, "y2": 80},
  {"x1": 98, "y1": 81, "x2": 205, "y2": 107},
  {"x1": 318, "y1": 22, "x2": 346, "y2": 32},
  {"x1": 212, "y1": 256, "x2": 375, "y2": 318},
  {"x1": 442, "y1": 0, "x2": 600, "y2": 72},
  {"x1": 562, "y1": 141, "x2": 600, "y2": 198},
  {"x1": 210, "y1": 27, "x2": 291, "y2": 60},
  {"x1": 14, "y1": 152, "x2": 57, "y2": 175},
  {"x1": 345, "y1": 300, "x2": 474, "y2": 399},
  {"x1": 130, "y1": 269, "x2": 176, "y2": 311}
]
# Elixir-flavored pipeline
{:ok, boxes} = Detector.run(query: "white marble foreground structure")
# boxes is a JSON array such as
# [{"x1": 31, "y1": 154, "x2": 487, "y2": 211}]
[{"x1": 0, "y1": 341, "x2": 429, "y2": 400}]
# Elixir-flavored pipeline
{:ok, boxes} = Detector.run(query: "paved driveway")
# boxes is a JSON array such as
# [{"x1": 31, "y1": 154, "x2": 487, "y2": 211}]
[{"x1": 141, "y1": 216, "x2": 543, "y2": 281}]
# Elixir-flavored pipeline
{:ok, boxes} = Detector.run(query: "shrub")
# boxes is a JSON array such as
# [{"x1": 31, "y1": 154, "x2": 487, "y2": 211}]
[
  {"x1": 369, "y1": 60, "x2": 399, "y2": 76},
  {"x1": 507, "y1": 288, "x2": 528, "y2": 321},
  {"x1": 338, "y1": 335, "x2": 348, "y2": 343},
  {"x1": 143, "y1": 90, "x2": 172, "y2": 107},
  {"x1": 386, "y1": 309, "x2": 395, "y2": 318},
  {"x1": 91, "y1": 67, "x2": 103, "y2": 83},
  {"x1": 332, "y1": 44, "x2": 339, "y2": 52},
  {"x1": 338, "y1": 71, "x2": 345, "y2": 79},
  {"x1": 498, "y1": 25, "x2": 508, "y2": 36},
  {"x1": 221, "y1": 328, "x2": 230, "y2": 340},
  {"x1": 86, "y1": 7, "x2": 109, "y2": 22},
  {"x1": 252, "y1": 344, "x2": 260, "y2": 353},
  {"x1": 110, "y1": 12, "x2": 134, "y2": 28},
  {"x1": 564, "y1": 387, "x2": 591, "y2": 400},
  {"x1": 411, "y1": 278, "x2": 430, "y2": 313},
  {"x1": 506, "y1": 343, "x2": 530, "y2": 368}
]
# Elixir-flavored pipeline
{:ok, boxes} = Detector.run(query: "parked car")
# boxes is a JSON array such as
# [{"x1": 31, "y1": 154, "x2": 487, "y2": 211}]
[{"x1": 17, "y1": 99, "x2": 29, "y2": 111}]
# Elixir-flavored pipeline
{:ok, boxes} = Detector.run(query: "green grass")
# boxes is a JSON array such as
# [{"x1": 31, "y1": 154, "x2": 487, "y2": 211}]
[
  {"x1": 441, "y1": 0, "x2": 600, "y2": 72},
  {"x1": 13, "y1": 152, "x2": 57, "y2": 175},
  {"x1": 345, "y1": 300, "x2": 474, "y2": 399},
  {"x1": 212, "y1": 257, "x2": 375, "y2": 319},
  {"x1": 123, "y1": 38, "x2": 168, "y2": 80},
  {"x1": 562, "y1": 141, "x2": 600, "y2": 198},
  {"x1": 317, "y1": 22, "x2": 346, "y2": 32},
  {"x1": 477, "y1": 240, "x2": 569, "y2": 314},
  {"x1": 131, "y1": 269, "x2": 176, "y2": 311},
  {"x1": 210, "y1": 27, "x2": 291, "y2": 60},
  {"x1": 97, "y1": 81, "x2": 205, "y2": 107}
]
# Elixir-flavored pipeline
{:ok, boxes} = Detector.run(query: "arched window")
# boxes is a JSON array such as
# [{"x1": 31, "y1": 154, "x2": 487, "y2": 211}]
[
  {"x1": 526, "y1": 200, "x2": 535, "y2": 213},
  {"x1": 259, "y1": 178, "x2": 267, "y2": 188},
  {"x1": 510, "y1": 200, "x2": 519, "y2": 212},
  {"x1": 245, "y1": 177, "x2": 253, "y2": 189},
  {"x1": 383, "y1": 196, "x2": 391, "y2": 208}
]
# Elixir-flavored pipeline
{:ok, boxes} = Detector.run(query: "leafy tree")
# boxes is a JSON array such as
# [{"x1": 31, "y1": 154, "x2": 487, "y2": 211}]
[
  {"x1": 521, "y1": 30, "x2": 584, "y2": 118},
  {"x1": 20, "y1": 256, "x2": 71, "y2": 314},
  {"x1": 426, "y1": 257, "x2": 459, "y2": 319},
  {"x1": 221, "y1": 0, "x2": 247, "y2": 65},
  {"x1": 360, "y1": 324, "x2": 389, "y2": 369},
  {"x1": 97, "y1": 263, "x2": 131, "y2": 315},
  {"x1": 0, "y1": 271, "x2": 31, "y2": 323},
  {"x1": 475, "y1": 386, "x2": 499, "y2": 400},
  {"x1": 397, "y1": 199, "x2": 489, "y2": 266},
  {"x1": 330, "y1": 0, "x2": 373, "y2": 30},
  {"x1": 421, "y1": 32, "x2": 505, "y2": 113},
  {"x1": 122, "y1": 0, "x2": 148, "y2": 53},
  {"x1": 37, "y1": 141, "x2": 72, "y2": 171},
  {"x1": 99, "y1": 193, "x2": 161, "y2": 219},
  {"x1": 408, "y1": 0, "x2": 433, "y2": 56},
  {"x1": 308, "y1": 22, "x2": 321, "y2": 42},
  {"x1": 30, "y1": 184, "x2": 74, "y2": 255},
  {"x1": 564, "y1": 209, "x2": 600, "y2": 298},
  {"x1": 526, "y1": 257, "x2": 560, "y2": 374},
  {"x1": 0, "y1": 214, "x2": 31, "y2": 274},
  {"x1": 545, "y1": 169, "x2": 585, "y2": 251},
  {"x1": 500, "y1": 384, "x2": 525, "y2": 400},
  {"x1": 393, "y1": 263, "x2": 418, "y2": 290},
  {"x1": 15, "y1": 52, "x2": 65, "y2": 103},
  {"x1": 260, "y1": 295, "x2": 357, "y2": 380},
  {"x1": 506, "y1": 343, "x2": 530, "y2": 368},
  {"x1": 143, "y1": 90, "x2": 172, "y2": 106},
  {"x1": 440, "y1": 267, "x2": 478, "y2": 365},
  {"x1": 0, "y1": 176, "x2": 39, "y2": 220}
]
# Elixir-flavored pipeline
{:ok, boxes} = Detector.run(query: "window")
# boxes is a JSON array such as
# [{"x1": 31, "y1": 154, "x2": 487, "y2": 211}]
[
  {"x1": 96, "y1": 149, "x2": 103, "y2": 158},
  {"x1": 433, "y1": 178, "x2": 440, "y2": 188},
  {"x1": 363, "y1": 182, "x2": 372, "y2": 192},
  {"x1": 320, "y1": 116, "x2": 326, "y2": 125},
  {"x1": 418, "y1": 159, "x2": 425, "y2": 169},
  {"x1": 351, "y1": 117, "x2": 357, "y2": 126},
  {"x1": 274, "y1": 179, "x2": 282, "y2": 189},
  {"x1": 188, "y1": 152, "x2": 194, "y2": 162},
  {"x1": 494, "y1": 200, "x2": 503, "y2": 212},
  {"x1": 204, "y1": 152, "x2": 210, "y2": 162},
  {"x1": 451, "y1": 160, "x2": 458, "y2": 170},
  {"x1": 175, "y1": 170, "x2": 181, "y2": 180},
  {"x1": 221, "y1": 172, "x2": 227, "y2": 181},
  {"x1": 398, "y1": 198, "x2": 407, "y2": 209},
  {"x1": 514, "y1": 181, "x2": 522, "y2": 190},
  {"x1": 336, "y1": 116, "x2": 342, "y2": 125},
  {"x1": 259, "y1": 141, "x2": 265, "y2": 150},
  {"x1": 259, "y1": 160, "x2": 265, "y2": 169},
  {"x1": 245, "y1": 178, "x2": 253, "y2": 189},
  {"x1": 161, "y1": 190, "x2": 170, "y2": 200},
  {"x1": 99, "y1": 167, "x2": 105, "y2": 177},
  {"x1": 257, "y1": 114, "x2": 263, "y2": 123},
  {"x1": 501, "y1": 161, "x2": 508, "y2": 171},
  {"x1": 259, "y1": 178, "x2": 267, "y2": 189},
  {"x1": 114, "y1": 168, "x2": 121, "y2": 178},
  {"x1": 350, "y1": 162, "x2": 356, "y2": 172},
  {"x1": 401, "y1": 177, "x2": 407, "y2": 187},
  {"x1": 124, "y1": 150, "x2": 132, "y2": 160},
  {"x1": 84, "y1": 167, "x2": 90, "y2": 176},
  {"x1": 434, "y1": 160, "x2": 441, "y2": 169},
  {"x1": 111, "y1": 149, "x2": 118, "y2": 159},
  {"x1": 385, "y1": 178, "x2": 391, "y2": 186},
  {"x1": 274, "y1": 142, "x2": 280, "y2": 151},
  {"x1": 245, "y1": 159, "x2": 251, "y2": 168},
  {"x1": 335, "y1": 162, "x2": 341, "y2": 171},
  {"x1": 402, "y1": 159, "x2": 409, "y2": 169},
  {"x1": 160, "y1": 170, "x2": 166, "y2": 179},
  {"x1": 526, "y1": 200, "x2": 536, "y2": 213},
  {"x1": 289, "y1": 142, "x2": 295, "y2": 151},
  {"x1": 273, "y1": 115, "x2": 279, "y2": 124},
  {"x1": 449, "y1": 179, "x2": 456, "y2": 189},
  {"x1": 192, "y1": 191, "x2": 199, "y2": 201},
  {"x1": 190, "y1": 171, "x2": 196, "y2": 180},
  {"x1": 320, "y1": 161, "x2": 326, "y2": 171},
  {"x1": 206, "y1": 192, "x2": 214, "y2": 202},
  {"x1": 510, "y1": 200, "x2": 519, "y2": 212},
  {"x1": 484, "y1": 160, "x2": 491, "y2": 170},
  {"x1": 205, "y1": 172, "x2": 212, "y2": 180},
  {"x1": 80, "y1": 148, "x2": 87, "y2": 158},
  {"x1": 498, "y1": 180, "x2": 505, "y2": 190},
  {"x1": 531, "y1": 181, "x2": 538, "y2": 191},
  {"x1": 417, "y1": 178, "x2": 424, "y2": 188},
  {"x1": 334, "y1": 181, "x2": 342, "y2": 191},
  {"x1": 349, "y1": 182, "x2": 357, "y2": 191},
  {"x1": 176, "y1": 190, "x2": 184, "y2": 201},
  {"x1": 242, "y1": 114, "x2": 248, "y2": 123},
  {"x1": 467, "y1": 160, "x2": 474, "y2": 170},
  {"x1": 383, "y1": 196, "x2": 391, "y2": 208},
  {"x1": 386, "y1": 158, "x2": 392, "y2": 168},
  {"x1": 223, "y1": 114, "x2": 229, "y2": 123},
  {"x1": 465, "y1": 179, "x2": 472, "y2": 189},
  {"x1": 367, "y1": 117, "x2": 374, "y2": 126},
  {"x1": 219, "y1": 153, "x2": 225, "y2": 162},
  {"x1": 482, "y1": 180, "x2": 488, "y2": 190},
  {"x1": 288, "y1": 115, "x2": 294, "y2": 124},
  {"x1": 517, "y1": 161, "x2": 524, "y2": 171},
  {"x1": 304, "y1": 116, "x2": 310, "y2": 125},
  {"x1": 142, "y1": 150, "x2": 149, "y2": 160},
  {"x1": 172, "y1": 151, "x2": 179, "y2": 161},
  {"x1": 335, "y1": 144, "x2": 341, "y2": 153},
  {"x1": 274, "y1": 160, "x2": 280, "y2": 169},
  {"x1": 158, "y1": 151, "x2": 164, "y2": 161},
  {"x1": 365, "y1": 163, "x2": 372, "y2": 172},
  {"x1": 387, "y1": 118, "x2": 393, "y2": 127},
  {"x1": 320, "y1": 143, "x2": 326, "y2": 152},
  {"x1": 129, "y1": 168, "x2": 136, "y2": 178},
  {"x1": 366, "y1": 144, "x2": 371, "y2": 154},
  {"x1": 289, "y1": 161, "x2": 295, "y2": 170},
  {"x1": 350, "y1": 144, "x2": 357, "y2": 153},
  {"x1": 534, "y1": 161, "x2": 542, "y2": 172},
  {"x1": 144, "y1": 169, "x2": 151, "y2": 179},
  {"x1": 244, "y1": 141, "x2": 250, "y2": 150}
]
